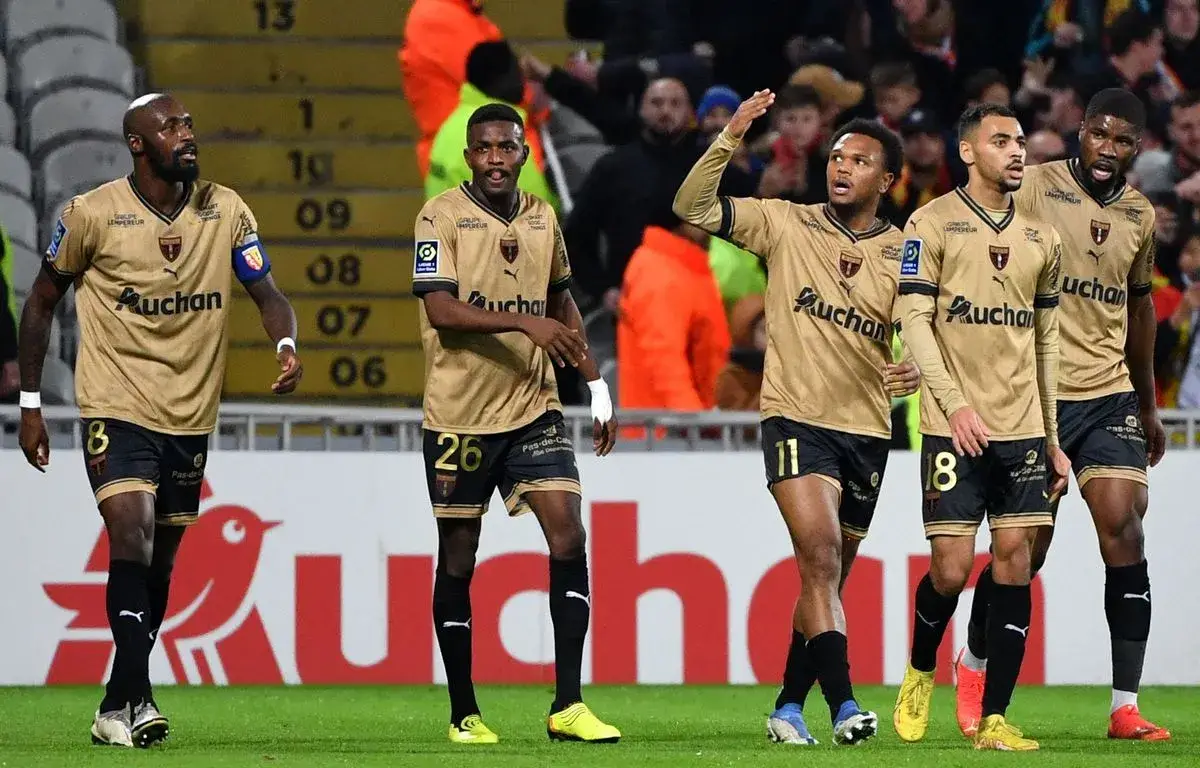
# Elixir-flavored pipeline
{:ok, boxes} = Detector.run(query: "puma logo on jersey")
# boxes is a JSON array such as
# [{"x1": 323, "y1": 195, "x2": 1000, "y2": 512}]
[
  {"x1": 992, "y1": 275, "x2": 1007, "y2": 291},
  {"x1": 421, "y1": 215, "x2": 436, "y2": 226},
  {"x1": 1087, "y1": 249, "x2": 1102, "y2": 265},
  {"x1": 503, "y1": 268, "x2": 519, "y2": 281}
]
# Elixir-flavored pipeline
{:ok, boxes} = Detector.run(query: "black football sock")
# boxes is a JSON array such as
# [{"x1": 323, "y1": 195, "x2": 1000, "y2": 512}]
[
  {"x1": 967, "y1": 563, "x2": 995, "y2": 661},
  {"x1": 807, "y1": 631, "x2": 855, "y2": 723},
  {"x1": 1105, "y1": 560, "x2": 1151, "y2": 698},
  {"x1": 981, "y1": 582, "x2": 1032, "y2": 717},
  {"x1": 432, "y1": 569, "x2": 479, "y2": 725},
  {"x1": 101, "y1": 560, "x2": 152, "y2": 711},
  {"x1": 910, "y1": 573, "x2": 959, "y2": 673},
  {"x1": 775, "y1": 629, "x2": 819, "y2": 710},
  {"x1": 146, "y1": 564, "x2": 172, "y2": 652},
  {"x1": 549, "y1": 554, "x2": 590, "y2": 712}
]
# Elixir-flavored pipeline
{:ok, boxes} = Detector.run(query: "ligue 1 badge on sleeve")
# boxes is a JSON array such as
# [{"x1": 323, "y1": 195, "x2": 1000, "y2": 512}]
[
  {"x1": 900, "y1": 239, "x2": 922, "y2": 276},
  {"x1": 414, "y1": 240, "x2": 439, "y2": 276},
  {"x1": 47, "y1": 218, "x2": 68, "y2": 261}
]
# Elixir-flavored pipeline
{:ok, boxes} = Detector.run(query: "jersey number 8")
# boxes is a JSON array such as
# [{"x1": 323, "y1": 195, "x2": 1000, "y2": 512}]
[
  {"x1": 86, "y1": 421, "x2": 110, "y2": 456},
  {"x1": 435, "y1": 433, "x2": 483, "y2": 472},
  {"x1": 925, "y1": 450, "x2": 958, "y2": 492}
]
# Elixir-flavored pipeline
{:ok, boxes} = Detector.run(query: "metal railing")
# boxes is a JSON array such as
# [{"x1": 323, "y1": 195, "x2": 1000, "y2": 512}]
[{"x1": 3, "y1": 404, "x2": 1199, "y2": 453}]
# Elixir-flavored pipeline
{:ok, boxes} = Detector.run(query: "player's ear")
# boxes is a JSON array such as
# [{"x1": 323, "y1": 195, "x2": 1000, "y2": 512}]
[
  {"x1": 880, "y1": 171, "x2": 895, "y2": 194},
  {"x1": 127, "y1": 133, "x2": 143, "y2": 156},
  {"x1": 958, "y1": 139, "x2": 974, "y2": 166}
]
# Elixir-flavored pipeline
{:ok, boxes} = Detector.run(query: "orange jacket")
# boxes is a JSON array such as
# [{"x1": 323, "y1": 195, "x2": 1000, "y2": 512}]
[
  {"x1": 399, "y1": 0, "x2": 545, "y2": 177},
  {"x1": 618, "y1": 227, "x2": 731, "y2": 412}
]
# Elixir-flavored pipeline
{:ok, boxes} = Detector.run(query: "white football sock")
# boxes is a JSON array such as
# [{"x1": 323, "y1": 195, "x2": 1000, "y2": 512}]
[
  {"x1": 1111, "y1": 689, "x2": 1138, "y2": 714},
  {"x1": 962, "y1": 647, "x2": 987, "y2": 672}
]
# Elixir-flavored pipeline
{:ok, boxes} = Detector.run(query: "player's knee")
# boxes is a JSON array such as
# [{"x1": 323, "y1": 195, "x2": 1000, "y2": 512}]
[
  {"x1": 545, "y1": 524, "x2": 586, "y2": 561},
  {"x1": 800, "y1": 538, "x2": 842, "y2": 587},
  {"x1": 929, "y1": 561, "x2": 970, "y2": 596},
  {"x1": 108, "y1": 522, "x2": 152, "y2": 565},
  {"x1": 1099, "y1": 511, "x2": 1145, "y2": 564},
  {"x1": 991, "y1": 534, "x2": 1034, "y2": 581}
]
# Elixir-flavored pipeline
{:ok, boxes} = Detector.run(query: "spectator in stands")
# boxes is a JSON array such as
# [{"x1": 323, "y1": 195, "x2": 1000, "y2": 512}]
[
  {"x1": 697, "y1": 85, "x2": 763, "y2": 175},
  {"x1": 565, "y1": 77, "x2": 756, "y2": 310},
  {"x1": 870, "y1": 61, "x2": 923, "y2": 130},
  {"x1": 424, "y1": 42, "x2": 557, "y2": 206},
  {"x1": 963, "y1": 68, "x2": 1012, "y2": 109},
  {"x1": 617, "y1": 204, "x2": 730, "y2": 413},
  {"x1": 1131, "y1": 92, "x2": 1200, "y2": 203},
  {"x1": 519, "y1": 52, "x2": 643, "y2": 146},
  {"x1": 788, "y1": 64, "x2": 866, "y2": 140},
  {"x1": 881, "y1": 0, "x2": 957, "y2": 121},
  {"x1": 1026, "y1": 128, "x2": 1069, "y2": 164},
  {"x1": 715, "y1": 293, "x2": 765, "y2": 412},
  {"x1": 1165, "y1": 0, "x2": 1200, "y2": 90},
  {"x1": 0, "y1": 232, "x2": 17, "y2": 402},
  {"x1": 1094, "y1": 10, "x2": 1177, "y2": 107},
  {"x1": 1025, "y1": 0, "x2": 1151, "y2": 77},
  {"x1": 882, "y1": 108, "x2": 953, "y2": 227},
  {"x1": 758, "y1": 85, "x2": 827, "y2": 204},
  {"x1": 1155, "y1": 231, "x2": 1200, "y2": 406}
]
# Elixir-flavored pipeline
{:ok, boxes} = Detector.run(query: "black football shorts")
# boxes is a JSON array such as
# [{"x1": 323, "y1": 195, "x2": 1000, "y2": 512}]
[
  {"x1": 920, "y1": 434, "x2": 1052, "y2": 538},
  {"x1": 761, "y1": 416, "x2": 890, "y2": 540},
  {"x1": 422, "y1": 410, "x2": 581, "y2": 518},
  {"x1": 1057, "y1": 392, "x2": 1148, "y2": 489},
  {"x1": 80, "y1": 417, "x2": 209, "y2": 525}
]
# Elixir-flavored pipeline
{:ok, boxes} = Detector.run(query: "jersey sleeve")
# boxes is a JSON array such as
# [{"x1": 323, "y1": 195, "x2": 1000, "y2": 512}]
[
  {"x1": 411, "y1": 203, "x2": 459, "y2": 297},
  {"x1": 44, "y1": 196, "x2": 98, "y2": 279},
  {"x1": 549, "y1": 212, "x2": 572, "y2": 293},
  {"x1": 230, "y1": 195, "x2": 272, "y2": 285},
  {"x1": 1129, "y1": 208, "x2": 1157, "y2": 298},
  {"x1": 1036, "y1": 230, "x2": 1062, "y2": 309},
  {"x1": 897, "y1": 214, "x2": 943, "y2": 297},
  {"x1": 719, "y1": 197, "x2": 788, "y2": 263}
]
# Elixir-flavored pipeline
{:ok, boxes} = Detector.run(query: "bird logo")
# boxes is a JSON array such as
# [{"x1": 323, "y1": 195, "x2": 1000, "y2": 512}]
[{"x1": 43, "y1": 479, "x2": 283, "y2": 685}]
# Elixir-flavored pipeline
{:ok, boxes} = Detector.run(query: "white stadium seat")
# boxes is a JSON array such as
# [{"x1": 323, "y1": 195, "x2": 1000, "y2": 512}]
[
  {"x1": 0, "y1": 189, "x2": 36, "y2": 249},
  {"x1": 0, "y1": 101, "x2": 16, "y2": 146},
  {"x1": 4, "y1": 0, "x2": 119, "y2": 57},
  {"x1": 0, "y1": 144, "x2": 31, "y2": 198},
  {"x1": 16, "y1": 36, "x2": 134, "y2": 109},
  {"x1": 39, "y1": 139, "x2": 130, "y2": 213},
  {"x1": 558, "y1": 142, "x2": 611, "y2": 196},
  {"x1": 42, "y1": 356, "x2": 74, "y2": 405},
  {"x1": 26, "y1": 87, "x2": 126, "y2": 162},
  {"x1": 9, "y1": 241, "x2": 39, "y2": 293}
]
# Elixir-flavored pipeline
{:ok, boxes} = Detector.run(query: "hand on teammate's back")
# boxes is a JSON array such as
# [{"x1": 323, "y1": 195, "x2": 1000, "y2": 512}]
[
  {"x1": 520, "y1": 316, "x2": 586, "y2": 368},
  {"x1": 272, "y1": 347, "x2": 303, "y2": 395},
  {"x1": 18, "y1": 409, "x2": 49, "y2": 472},
  {"x1": 726, "y1": 90, "x2": 776, "y2": 140},
  {"x1": 948, "y1": 405, "x2": 990, "y2": 457},
  {"x1": 883, "y1": 361, "x2": 921, "y2": 398}
]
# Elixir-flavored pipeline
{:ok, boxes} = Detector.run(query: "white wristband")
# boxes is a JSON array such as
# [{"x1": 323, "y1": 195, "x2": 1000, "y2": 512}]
[
  {"x1": 276, "y1": 337, "x2": 296, "y2": 354},
  {"x1": 587, "y1": 378, "x2": 613, "y2": 425},
  {"x1": 19, "y1": 390, "x2": 40, "y2": 409}
]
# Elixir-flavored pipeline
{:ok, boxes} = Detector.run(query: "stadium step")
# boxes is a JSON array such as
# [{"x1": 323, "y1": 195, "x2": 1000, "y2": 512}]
[
  {"x1": 240, "y1": 244, "x2": 414, "y2": 297},
  {"x1": 202, "y1": 140, "x2": 421, "y2": 190},
  {"x1": 179, "y1": 91, "x2": 417, "y2": 141},
  {"x1": 239, "y1": 190, "x2": 424, "y2": 240},
  {"x1": 228, "y1": 296, "x2": 421, "y2": 347}
]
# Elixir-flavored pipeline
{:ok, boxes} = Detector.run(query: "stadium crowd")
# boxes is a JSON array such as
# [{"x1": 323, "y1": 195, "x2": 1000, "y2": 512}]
[{"x1": 401, "y1": 0, "x2": 1200, "y2": 447}]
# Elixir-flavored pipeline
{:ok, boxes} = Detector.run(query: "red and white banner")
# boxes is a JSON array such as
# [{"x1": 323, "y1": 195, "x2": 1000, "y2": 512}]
[{"x1": 2, "y1": 451, "x2": 1198, "y2": 686}]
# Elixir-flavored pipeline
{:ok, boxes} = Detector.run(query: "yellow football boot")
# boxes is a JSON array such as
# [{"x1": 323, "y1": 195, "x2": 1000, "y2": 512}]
[
  {"x1": 547, "y1": 702, "x2": 621, "y2": 743},
  {"x1": 893, "y1": 663, "x2": 935, "y2": 743},
  {"x1": 448, "y1": 714, "x2": 499, "y2": 744},
  {"x1": 974, "y1": 714, "x2": 1039, "y2": 751}
]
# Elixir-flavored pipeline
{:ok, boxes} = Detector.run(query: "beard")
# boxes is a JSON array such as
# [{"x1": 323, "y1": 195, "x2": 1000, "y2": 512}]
[{"x1": 147, "y1": 145, "x2": 199, "y2": 183}]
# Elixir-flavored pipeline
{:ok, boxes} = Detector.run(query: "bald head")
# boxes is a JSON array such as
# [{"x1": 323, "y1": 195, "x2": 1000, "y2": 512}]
[
  {"x1": 640, "y1": 77, "x2": 693, "y2": 140},
  {"x1": 123, "y1": 93, "x2": 199, "y2": 183}
]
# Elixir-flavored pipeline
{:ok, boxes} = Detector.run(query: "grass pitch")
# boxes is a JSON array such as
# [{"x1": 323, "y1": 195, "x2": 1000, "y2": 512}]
[{"x1": 1, "y1": 685, "x2": 1196, "y2": 767}]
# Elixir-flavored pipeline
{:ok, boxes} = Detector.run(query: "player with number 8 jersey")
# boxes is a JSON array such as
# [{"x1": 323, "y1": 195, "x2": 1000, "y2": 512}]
[
  {"x1": 16, "y1": 93, "x2": 302, "y2": 749},
  {"x1": 411, "y1": 102, "x2": 619, "y2": 745}
]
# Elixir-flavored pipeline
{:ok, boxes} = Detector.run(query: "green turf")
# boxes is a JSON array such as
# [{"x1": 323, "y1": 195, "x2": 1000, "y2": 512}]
[{"x1": 0, "y1": 685, "x2": 1196, "y2": 767}]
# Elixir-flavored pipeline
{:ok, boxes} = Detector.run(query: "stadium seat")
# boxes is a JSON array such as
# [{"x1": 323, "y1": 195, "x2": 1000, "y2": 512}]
[
  {"x1": 240, "y1": 191, "x2": 424, "y2": 240},
  {"x1": 202, "y1": 141, "x2": 420, "y2": 190},
  {"x1": 0, "y1": 144, "x2": 32, "y2": 199},
  {"x1": 138, "y1": 0, "x2": 405, "y2": 39},
  {"x1": 42, "y1": 356, "x2": 74, "y2": 405},
  {"x1": 16, "y1": 36, "x2": 135, "y2": 110},
  {"x1": 9, "y1": 241, "x2": 39, "y2": 293},
  {"x1": 257, "y1": 245, "x2": 414, "y2": 297},
  {"x1": 172, "y1": 91, "x2": 417, "y2": 141},
  {"x1": 0, "y1": 190, "x2": 37, "y2": 250},
  {"x1": 146, "y1": 42, "x2": 401, "y2": 91},
  {"x1": 548, "y1": 106, "x2": 604, "y2": 147},
  {"x1": 26, "y1": 87, "x2": 127, "y2": 162},
  {"x1": 224, "y1": 345, "x2": 425, "y2": 399},
  {"x1": 229, "y1": 297, "x2": 420, "y2": 346},
  {"x1": 38, "y1": 139, "x2": 131, "y2": 211},
  {"x1": 0, "y1": 101, "x2": 16, "y2": 145},
  {"x1": 4, "y1": 0, "x2": 119, "y2": 58}
]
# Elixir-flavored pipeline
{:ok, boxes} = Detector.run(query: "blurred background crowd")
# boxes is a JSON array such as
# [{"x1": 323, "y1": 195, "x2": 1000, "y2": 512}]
[{"x1": 396, "y1": 0, "x2": 1200, "y2": 447}]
